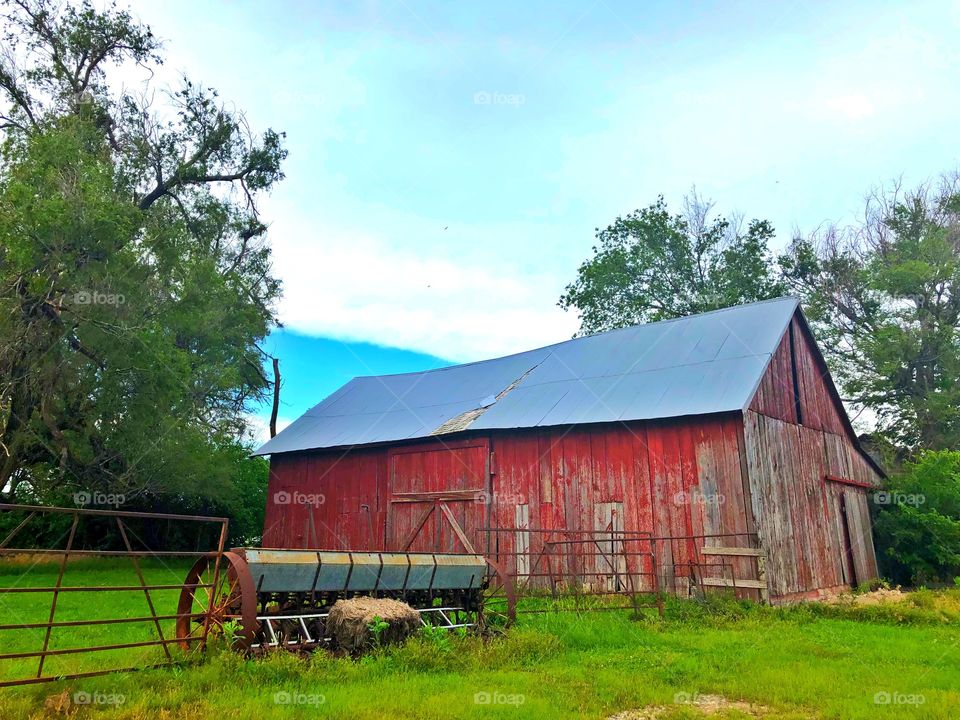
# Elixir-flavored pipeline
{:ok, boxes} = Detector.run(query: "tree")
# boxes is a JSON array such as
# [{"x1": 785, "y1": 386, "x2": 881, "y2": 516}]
[
  {"x1": 0, "y1": 0, "x2": 286, "y2": 506},
  {"x1": 872, "y1": 450, "x2": 960, "y2": 585},
  {"x1": 781, "y1": 177, "x2": 960, "y2": 450},
  {"x1": 559, "y1": 192, "x2": 787, "y2": 334}
]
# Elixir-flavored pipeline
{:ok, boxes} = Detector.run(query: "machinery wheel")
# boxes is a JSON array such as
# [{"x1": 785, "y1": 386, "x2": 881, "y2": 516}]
[{"x1": 176, "y1": 551, "x2": 258, "y2": 651}]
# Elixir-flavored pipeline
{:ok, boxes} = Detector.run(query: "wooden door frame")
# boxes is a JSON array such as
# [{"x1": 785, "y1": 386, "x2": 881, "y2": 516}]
[
  {"x1": 838, "y1": 492, "x2": 858, "y2": 587},
  {"x1": 385, "y1": 437, "x2": 492, "y2": 553}
]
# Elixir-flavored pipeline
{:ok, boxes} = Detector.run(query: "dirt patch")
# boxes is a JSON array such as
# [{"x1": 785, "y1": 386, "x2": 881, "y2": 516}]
[
  {"x1": 43, "y1": 690, "x2": 73, "y2": 715},
  {"x1": 823, "y1": 588, "x2": 905, "y2": 606},
  {"x1": 326, "y1": 597, "x2": 420, "y2": 654},
  {"x1": 609, "y1": 694, "x2": 770, "y2": 719}
]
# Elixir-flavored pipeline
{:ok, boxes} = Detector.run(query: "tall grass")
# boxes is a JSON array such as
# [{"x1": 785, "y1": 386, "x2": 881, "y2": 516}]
[{"x1": 0, "y1": 561, "x2": 958, "y2": 719}]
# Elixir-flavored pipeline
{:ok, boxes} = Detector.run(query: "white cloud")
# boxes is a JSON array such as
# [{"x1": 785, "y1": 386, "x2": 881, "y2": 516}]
[
  {"x1": 120, "y1": 0, "x2": 960, "y2": 367},
  {"x1": 245, "y1": 414, "x2": 293, "y2": 447},
  {"x1": 270, "y1": 218, "x2": 581, "y2": 361},
  {"x1": 821, "y1": 94, "x2": 876, "y2": 121}
]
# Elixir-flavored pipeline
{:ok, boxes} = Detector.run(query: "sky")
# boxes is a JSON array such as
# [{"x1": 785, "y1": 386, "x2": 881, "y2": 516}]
[{"x1": 123, "y1": 0, "x2": 960, "y2": 437}]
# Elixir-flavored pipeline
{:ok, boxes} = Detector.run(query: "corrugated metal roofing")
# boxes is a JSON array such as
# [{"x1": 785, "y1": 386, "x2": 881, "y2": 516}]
[{"x1": 254, "y1": 297, "x2": 801, "y2": 455}]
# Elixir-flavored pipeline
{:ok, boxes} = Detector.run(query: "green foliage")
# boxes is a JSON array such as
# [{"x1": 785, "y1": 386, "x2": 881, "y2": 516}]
[
  {"x1": 560, "y1": 192, "x2": 787, "y2": 334},
  {"x1": 367, "y1": 615, "x2": 389, "y2": 647},
  {"x1": 781, "y1": 180, "x2": 960, "y2": 450},
  {"x1": 873, "y1": 451, "x2": 960, "y2": 585},
  {"x1": 220, "y1": 619, "x2": 243, "y2": 649},
  {"x1": 418, "y1": 622, "x2": 452, "y2": 652},
  {"x1": 0, "y1": 0, "x2": 285, "y2": 526}
]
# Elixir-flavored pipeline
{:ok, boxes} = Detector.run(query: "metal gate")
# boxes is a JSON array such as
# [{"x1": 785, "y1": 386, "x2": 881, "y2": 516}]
[{"x1": 0, "y1": 504, "x2": 229, "y2": 687}]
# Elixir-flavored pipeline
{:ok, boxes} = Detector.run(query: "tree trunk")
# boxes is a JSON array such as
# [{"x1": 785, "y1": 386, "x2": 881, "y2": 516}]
[{"x1": 269, "y1": 357, "x2": 281, "y2": 438}]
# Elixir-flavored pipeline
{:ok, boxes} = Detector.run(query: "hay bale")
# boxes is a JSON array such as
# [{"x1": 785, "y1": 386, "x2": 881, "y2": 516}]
[{"x1": 327, "y1": 597, "x2": 420, "y2": 654}]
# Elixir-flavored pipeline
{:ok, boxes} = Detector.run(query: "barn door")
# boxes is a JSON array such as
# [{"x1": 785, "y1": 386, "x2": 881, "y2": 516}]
[
  {"x1": 837, "y1": 493, "x2": 858, "y2": 587},
  {"x1": 594, "y1": 502, "x2": 626, "y2": 591},
  {"x1": 827, "y1": 484, "x2": 879, "y2": 588},
  {"x1": 841, "y1": 489, "x2": 878, "y2": 585},
  {"x1": 386, "y1": 440, "x2": 490, "y2": 554}
]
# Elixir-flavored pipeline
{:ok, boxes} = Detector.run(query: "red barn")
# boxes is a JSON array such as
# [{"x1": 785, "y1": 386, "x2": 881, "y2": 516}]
[{"x1": 256, "y1": 298, "x2": 883, "y2": 602}]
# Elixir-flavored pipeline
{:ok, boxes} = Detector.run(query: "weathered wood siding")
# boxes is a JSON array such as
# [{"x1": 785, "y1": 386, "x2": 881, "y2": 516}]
[
  {"x1": 386, "y1": 439, "x2": 489, "y2": 554},
  {"x1": 743, "y1": 312, "x2": 882, "y2": 599},
  {"x1": 262, "y1": 447, "x2": 387, "y2": 550},
  {"x1": 263, "y1": 414, "x2": 759, "y2": 595},
  {"x1": 486, "y1": 415, "x2": 756, "y2": 593}
]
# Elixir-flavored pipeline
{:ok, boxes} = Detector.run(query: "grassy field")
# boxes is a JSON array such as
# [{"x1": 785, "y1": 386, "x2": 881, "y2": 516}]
[
  {"x1": 0, "y1": 558, "x2": 958, "y2": 719},
  {"x1": 0, "y1": 557, "x2": 193, "y2": 684}
]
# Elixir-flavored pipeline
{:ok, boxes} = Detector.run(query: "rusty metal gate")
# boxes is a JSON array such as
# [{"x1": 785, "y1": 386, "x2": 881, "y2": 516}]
[
  {"x1": 482, "y1": 527, "x2": 768, "y2": 619},
  {"x1": 0, "y1": 504, "x2": 230, "y2": 688}
]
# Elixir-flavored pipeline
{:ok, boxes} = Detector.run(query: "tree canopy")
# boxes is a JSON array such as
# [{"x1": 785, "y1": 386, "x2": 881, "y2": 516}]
[
  {"x1": 562, "y1": 182, "x2": 960, "y2": 456},
  {"x1": 559, "y1": 193, "x2": 787, "y2": 335},
  {"x1": 781, "y1": 178, "x2": 960, "y2": 451},
  {"x1": 0, "y1": 0, "x2": 284, "y2": 515}
]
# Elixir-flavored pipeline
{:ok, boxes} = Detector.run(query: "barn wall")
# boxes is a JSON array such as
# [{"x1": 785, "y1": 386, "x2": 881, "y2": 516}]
[
  {"x1": 262, "y1": 447, "x2": 387, "y2": 550},
  {"x1": 262, "y1": 414, "x2": 761, "y2": 596},
  {"x1": 743, "y1": 312, "x2": 882, "y2": 599},
  {"x1": 749, "y1": 316, "x2": 850, "y2": 436},
  {"x1": 487, "y1": 414, "x2": 757, "y2": 594}
]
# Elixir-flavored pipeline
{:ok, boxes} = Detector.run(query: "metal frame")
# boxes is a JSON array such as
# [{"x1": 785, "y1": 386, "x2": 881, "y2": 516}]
[
  {"x1": 483, "y1": 526, "x2": 664, "y2": 618},
  {"x1": 0, "y1": 503, "x2": 230, "y2": 688},
  {"x1": 482, "y1": 527, "x2": 768, "y2": 618}
]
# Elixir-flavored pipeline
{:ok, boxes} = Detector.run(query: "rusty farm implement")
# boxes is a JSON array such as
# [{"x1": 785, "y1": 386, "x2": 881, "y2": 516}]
[{"x1": 175, "y1": 548, "x2": 515, "y2": 651}]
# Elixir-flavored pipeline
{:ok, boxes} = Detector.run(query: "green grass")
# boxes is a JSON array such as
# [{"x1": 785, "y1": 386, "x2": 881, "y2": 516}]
[
  {"x1": 0, "y1": 556, "x2": 193, "y2": 683},
  {"x1": 1, "y1": 559, "x2": 959, "y2": 718}
]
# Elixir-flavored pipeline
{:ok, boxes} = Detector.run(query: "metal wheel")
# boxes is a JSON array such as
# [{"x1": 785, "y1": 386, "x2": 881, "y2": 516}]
[{"x1": 176, "y1": 551, "x2": 258, "y2": 651}]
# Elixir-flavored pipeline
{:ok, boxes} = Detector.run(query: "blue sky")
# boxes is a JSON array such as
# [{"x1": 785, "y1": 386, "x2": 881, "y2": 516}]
[{"x1": 124, "y1": 0, "x2": 960, "y2": 437}]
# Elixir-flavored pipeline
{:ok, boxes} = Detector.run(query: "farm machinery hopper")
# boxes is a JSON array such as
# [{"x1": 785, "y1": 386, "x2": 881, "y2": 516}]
[{"x1": 175, "y1": 548, "x2": 515, "y2": 652}]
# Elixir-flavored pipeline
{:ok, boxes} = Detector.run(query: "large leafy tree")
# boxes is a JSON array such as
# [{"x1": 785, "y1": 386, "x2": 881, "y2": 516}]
[
  {"x1": 781, "y1": 178, "x2": 960, "y2": 451},
  {"x1": 872, "y1": 450, "x2": 960, "y2": 585},
  {"x1": 560, "y1": 192, "x2": 787, "y2": 334},
  {"x1": 0, "y1": 0, "x2": 286, "y2": 505}
]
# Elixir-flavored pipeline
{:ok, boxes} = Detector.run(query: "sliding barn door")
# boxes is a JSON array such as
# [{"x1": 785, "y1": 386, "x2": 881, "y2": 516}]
[
  {"x1": 827, "y1": 484, "x2": 879, "y2": 587},
  {"x1": 386, "y1": 439, "x2": 490, "y2": 554}
]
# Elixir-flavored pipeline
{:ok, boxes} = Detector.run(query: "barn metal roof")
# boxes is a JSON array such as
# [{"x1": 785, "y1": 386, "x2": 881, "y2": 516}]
[{"x1": 254, "y1": 297, "x2": 802, "y2": 455}]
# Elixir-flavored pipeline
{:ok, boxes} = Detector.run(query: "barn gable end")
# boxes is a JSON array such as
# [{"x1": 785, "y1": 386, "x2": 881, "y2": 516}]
[{"x1": 741, "y1": 310, "x2": 882, "y2": 600}]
